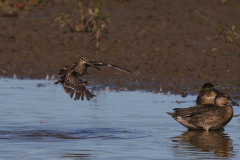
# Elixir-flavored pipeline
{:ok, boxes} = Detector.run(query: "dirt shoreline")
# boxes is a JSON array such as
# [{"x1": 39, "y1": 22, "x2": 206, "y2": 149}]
[{"x1": 1, "y1": 0, "x2": 240, "y2": 97}]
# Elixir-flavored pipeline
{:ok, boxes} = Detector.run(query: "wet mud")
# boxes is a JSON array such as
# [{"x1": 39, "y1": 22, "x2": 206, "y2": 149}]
[{"x1": 1, "y1": 0, "x2": 240, "y2": 95}]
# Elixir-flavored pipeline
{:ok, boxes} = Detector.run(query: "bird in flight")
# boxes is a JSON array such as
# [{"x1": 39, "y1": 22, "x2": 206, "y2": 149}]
[{"x1": 55, "y1": 56, "x2": 131, "y2": 101}]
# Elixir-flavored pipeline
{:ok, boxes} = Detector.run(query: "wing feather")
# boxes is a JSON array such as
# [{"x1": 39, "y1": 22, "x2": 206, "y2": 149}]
[
  {"x1": 89, "y1": 61, "x2": 131, "y2": 73},
  {"x1": 63, "y1": 73, "x2": 95, "y2": 101},
  {"x1": 172, "y1": 104, "x2": 220, "y2": 117}
]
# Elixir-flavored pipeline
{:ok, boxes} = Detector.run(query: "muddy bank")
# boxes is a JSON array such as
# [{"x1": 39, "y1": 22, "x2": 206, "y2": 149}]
[{"x1": 0, "y1": 0, "x2": 240, "y2": 96}]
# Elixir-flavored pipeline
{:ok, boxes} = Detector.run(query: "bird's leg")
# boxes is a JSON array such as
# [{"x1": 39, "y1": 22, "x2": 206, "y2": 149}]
[
  {"x1": 83, "y1": 81, "x2": 95, "y2": 86},
  {"x1": 54, "y1": 80, "x2": 60, "y2": 84},
  {"x1": 54, "y1": 78, "x2": 64, "y2": 84}
]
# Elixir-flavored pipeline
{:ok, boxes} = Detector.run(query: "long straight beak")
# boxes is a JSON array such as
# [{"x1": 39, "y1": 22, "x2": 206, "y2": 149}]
[{"x1": 86, "y1": 61, "x2": 101, "y2": 71}]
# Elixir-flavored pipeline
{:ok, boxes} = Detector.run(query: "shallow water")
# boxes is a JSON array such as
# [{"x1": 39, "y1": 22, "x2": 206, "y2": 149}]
[{"x1": 1, "y1": 78, "x2": 240, "y2": 159}]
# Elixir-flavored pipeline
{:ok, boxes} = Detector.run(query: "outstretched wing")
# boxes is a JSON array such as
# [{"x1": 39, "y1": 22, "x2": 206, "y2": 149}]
[
  {"x1": 58, "y1": 62, "x2": 77, "y2": 77},
  {"x1": 89, "y1": 61, "x2": 131, "y2": 73},
  {"x1": 54, "y1": 62, "x2": 77, "y2": 84},
  {"x1": 64, "y1": 71, "x2": 95, "y2": 101}
]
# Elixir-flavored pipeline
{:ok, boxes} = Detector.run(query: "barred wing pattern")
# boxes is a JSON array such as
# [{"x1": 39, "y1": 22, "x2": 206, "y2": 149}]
[
  {"x1": 55, "y1": 58, "x2": 131, "y2": 101},
  {"x1": 59, "y1": 62, "x2": 77, "y2": 77},
  {"x1": 89, "y1": 62, "x2": 131, "y2": 73},
  {"x1": 64, "y1": 73, "x2": 95, "y2": 101},
  {"x1": 55, "y1": 63, "x2": 94, "y2": 101},
  {"x1": 54, "y1": 63, "x2": 77, "y2": 85}
]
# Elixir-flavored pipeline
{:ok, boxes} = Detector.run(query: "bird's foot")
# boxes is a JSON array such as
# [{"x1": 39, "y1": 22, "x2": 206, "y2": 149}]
[{"x1": 83, "y1": 81, "x2": 95, "y2": 86}]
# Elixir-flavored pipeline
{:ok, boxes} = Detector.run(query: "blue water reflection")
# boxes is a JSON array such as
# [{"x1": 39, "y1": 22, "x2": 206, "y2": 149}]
[{"x1": 0, "y1": 78, "x2": 240, "y2": 159}]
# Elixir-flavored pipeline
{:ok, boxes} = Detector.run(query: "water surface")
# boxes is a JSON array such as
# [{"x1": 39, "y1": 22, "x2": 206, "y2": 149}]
[{"x1": 1, "y1": 78, "x2": 240, "y2": 159}]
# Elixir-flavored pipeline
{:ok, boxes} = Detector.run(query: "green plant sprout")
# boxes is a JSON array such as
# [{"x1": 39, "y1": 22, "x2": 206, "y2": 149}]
[
  {"x1": 196, "y1": 0, "x2": 240, "y2": 43},
  {"x1": 196, "y1": 11, "x2": 239, "y2": 43},
  {"x1": 55, "y1": 0, "x2": 110, "y2": 48},
  {"x1": 219, "y1": 25, "x2": 240, "y2": 42},
  {"x1": 0, "y1": 0, "x2": 18, "y2": 17}
]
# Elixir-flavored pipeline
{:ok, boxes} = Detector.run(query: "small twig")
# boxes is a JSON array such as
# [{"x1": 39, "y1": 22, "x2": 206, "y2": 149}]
[
  {"x1": 179, "y1": 82, "x2": 240, "y2": 92},
  {"x1": 196, "y1": 11, "x2": 240, "y2": 43},
  {"x1": 221, "y1": 9, "x2": 240, "y2": 31},
  {"x1": 208, "y1": 54, "x2": 240, "y2": 56},
  {"x1": 226, "y1": 0, "x2": 240, "y2": 29},
  {"x1": 233, "y1": 114, "x2": 240, "y2": 117}
]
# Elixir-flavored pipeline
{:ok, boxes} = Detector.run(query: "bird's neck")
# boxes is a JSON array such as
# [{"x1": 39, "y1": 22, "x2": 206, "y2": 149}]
[{"x1": 76, "y1": 61, "x2": 85, "y2": 67}]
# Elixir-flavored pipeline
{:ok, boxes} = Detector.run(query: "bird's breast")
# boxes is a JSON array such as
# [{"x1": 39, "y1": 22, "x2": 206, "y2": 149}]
[{"x1": 75, "y1": 65, "x2": 87, "y2": 77}]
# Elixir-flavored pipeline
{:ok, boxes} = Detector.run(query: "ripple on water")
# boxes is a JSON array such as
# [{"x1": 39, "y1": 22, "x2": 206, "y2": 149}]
[
  {"x1": 0, "y1": 78, "x2": 240, "y2": 159},
  {"x1": 0, "y1": 128, "x2": 146, "y2": 140}
]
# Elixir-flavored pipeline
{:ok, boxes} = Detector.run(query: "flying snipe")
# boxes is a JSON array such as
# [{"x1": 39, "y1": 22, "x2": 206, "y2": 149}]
[{"x1": 55, "y1": 56, "x2": 131, "y2": 101}]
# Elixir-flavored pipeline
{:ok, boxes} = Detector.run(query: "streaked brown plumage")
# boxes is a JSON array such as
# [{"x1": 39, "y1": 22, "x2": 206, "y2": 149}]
[
  {"x1": 167, "y1": 93, "x2": 239, "y2": 131},
  {"x1": 55, "y1": 55, "x2": 131, "y2": 101},
  {"x1": 55, "y1": 67, "x2": 95, "y2": 101},
  {"x1": 196, "y1": 83, "x2": 220, "y2": 105}
]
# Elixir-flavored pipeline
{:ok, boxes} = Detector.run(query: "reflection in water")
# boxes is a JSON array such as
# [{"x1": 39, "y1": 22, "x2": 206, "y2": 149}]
[
  {"x1": 171, "y1": 130, "x2": 234, "y2": 158},
  {"x1": 1, "y1": 78, "x2": 240, "y2": 159}
]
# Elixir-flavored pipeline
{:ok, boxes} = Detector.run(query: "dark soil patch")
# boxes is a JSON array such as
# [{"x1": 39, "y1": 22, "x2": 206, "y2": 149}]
[{"x1": 1, "y1": 0, "x2": 240, "y2": 97}]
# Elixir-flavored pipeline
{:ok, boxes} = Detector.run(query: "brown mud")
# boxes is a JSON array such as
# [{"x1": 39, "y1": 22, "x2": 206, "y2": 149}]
[{"x1": 1, "y1": 0, "x2": 240, "y2": 96}]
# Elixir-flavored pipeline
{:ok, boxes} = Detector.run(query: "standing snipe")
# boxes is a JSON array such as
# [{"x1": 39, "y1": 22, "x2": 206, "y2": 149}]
[{"x1": 55, "y1": 56, "x2": 131, "y2": 101}]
